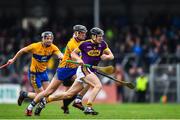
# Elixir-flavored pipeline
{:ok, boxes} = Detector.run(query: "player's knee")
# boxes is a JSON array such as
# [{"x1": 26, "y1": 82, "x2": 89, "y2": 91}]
[{"x1": 95, "y1": 84, "x2": 102, "y2": 90}]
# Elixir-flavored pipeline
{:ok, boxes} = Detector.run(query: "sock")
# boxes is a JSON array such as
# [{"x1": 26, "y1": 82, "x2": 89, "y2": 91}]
[
  {"x1": 63, "y1": 95, "x2": 77, "y2": 108},
  {"x1": 87, "y1": 102, "x2": 92, "y2": 107},
  {"x1": 76, "y1": 94, "x2": 83, "y2": 99},
  {"x1": 27, "y1": 100, "x2": 37, "y2": 110},
  {"x1": 41, "y1": 98, "x2": 47, "y2": 104},
  {"x1": 74, "y1": 94, "x2": 83, "y2": 103},
  {"x1": 22, "y1": 91, "x2": 28, "y2": 98},
  {"x1": 39, "y1": 98, "x2": 47, "y2": 108}
]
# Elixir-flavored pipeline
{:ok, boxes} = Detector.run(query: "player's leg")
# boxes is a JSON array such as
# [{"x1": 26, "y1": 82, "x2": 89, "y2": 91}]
[
  {"x1": 18, "y1": 72, "x2": 46, "y2": 106},
  {"x1": 33, "y1": 77, "x2": 51, "y2": 115},
  {"x1": 34, "y1": 79, "x2": 84, "y2": 116},
  {"x1": 61, "y1": 76, "x2": 76, "y2": 114},
  {"x1": 73, "y1": 84, "x2": 90, "y2": 110},
  {"x1": 34, "y1": 67, "x2": 77, "y2": 115},
  {"x1": 47, "y1": 80, "x2": 84, "y2": 102},
  {"x1": 61, "y1": 86, "x2": 77, "y2": 114},
  {"x1": 82, "y1": 73, "x2": 102, "y2": 115},
  {"x1": 70, "y1": 66, "x2": 91, "y2": 111},
  {"x1": 26, "y1": 74, "x2": 62, "y2": 116},
  {"x1": 55, "y1": 68, "x2": 78, "y2": 114},
  {"x1": 61, "y1": 67, "x2": 89, "y2": 111}
]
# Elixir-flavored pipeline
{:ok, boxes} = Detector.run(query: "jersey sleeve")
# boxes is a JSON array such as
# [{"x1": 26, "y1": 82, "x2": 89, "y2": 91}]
[
  {"x1": 24, "y1": 43, "x2": 36, "y2": 53},
  {"x1": 52, "y1": 44, "x2": 61, "y2": 55}
]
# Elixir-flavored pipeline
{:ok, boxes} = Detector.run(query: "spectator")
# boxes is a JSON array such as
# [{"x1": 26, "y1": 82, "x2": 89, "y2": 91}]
[{"x1": 135, "y1": 68, "x2": 148, "y2": 103}]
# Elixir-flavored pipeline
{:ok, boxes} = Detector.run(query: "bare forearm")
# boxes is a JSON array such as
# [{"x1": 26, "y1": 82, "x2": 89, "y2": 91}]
[
  {"x1": 12, "y1": 49, "x2": 26, "y2": 61},
  {"x1": 71, "y1": 52, "x2": 81, "y2": 61},
  {"x1": 57, "y1": 52, "x2": 64, "y2": 61},
  {"x1": 7, "y1": 48, "x2": 27, "y2": 65},
  {"x1": 101, "y1": 54, "x2": 114, "y2": 61}
]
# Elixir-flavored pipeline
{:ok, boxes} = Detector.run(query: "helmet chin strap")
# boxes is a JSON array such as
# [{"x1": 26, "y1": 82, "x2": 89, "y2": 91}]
[
  {"x1": 73, "y1": 32, "x2": 82, "y2": 41},
  {"x1": 73, "y1": 33, "x2": 77, "y2": 38}
]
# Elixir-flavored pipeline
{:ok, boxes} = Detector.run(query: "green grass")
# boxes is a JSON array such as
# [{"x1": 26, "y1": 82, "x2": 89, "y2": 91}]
[{"x1": 0, "y1": 103, "x2": 180, "y2": 119}]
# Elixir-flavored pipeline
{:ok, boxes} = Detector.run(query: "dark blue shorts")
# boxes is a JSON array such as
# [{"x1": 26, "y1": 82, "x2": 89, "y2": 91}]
[
  {"x1": 56, "y1": 67, "x2": 77, "y2": 82},
  {"x1": 28, "y1": 70, "x2": 49, "y2": 89}
]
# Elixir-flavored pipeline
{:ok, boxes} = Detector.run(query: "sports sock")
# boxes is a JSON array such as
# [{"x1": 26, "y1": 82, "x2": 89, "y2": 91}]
[
  {"x1": 86, "y1": 102, "x2": 92, "y2": 107},
  {"x1": 74, "y1": 94, "x2": 83, "y2": 103},
  {"x1": 63, "y1": 95, "x2": 77, "y2": 108},
  {"x1": 27, "y1": 100, "x2": 37, "y2": 110},
  {"x1": 22, "y1": 91, "x2": 28, "y2": 98},
  {"x1": 38, "y1": 98, "x2": 47, "y2": 108}
]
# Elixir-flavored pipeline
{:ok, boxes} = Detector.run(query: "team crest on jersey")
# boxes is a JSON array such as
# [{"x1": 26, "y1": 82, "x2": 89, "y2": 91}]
[
  {"x1": 41, "y1": 56, "x2": 48, "y2": 62},
  {"x1": 87, "y1": 50, "x2": 101, "y2": 56}
]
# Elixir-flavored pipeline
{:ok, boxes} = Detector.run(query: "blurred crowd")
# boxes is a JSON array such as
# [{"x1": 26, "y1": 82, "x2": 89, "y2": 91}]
[{"x1": 0, "y1": 12, "x2": 180, "y2": 102}]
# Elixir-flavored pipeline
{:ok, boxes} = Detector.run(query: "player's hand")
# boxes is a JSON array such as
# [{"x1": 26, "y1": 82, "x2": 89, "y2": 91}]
[
  {"x1": 7, "y1": 58, "x2": 15, "y2": 65},
  {"x1": 76, "y1": 59, "x2": 84, "y2": 65},
  {"x1": 101, "y1": 54, "x2": 109, "y2": 60}
]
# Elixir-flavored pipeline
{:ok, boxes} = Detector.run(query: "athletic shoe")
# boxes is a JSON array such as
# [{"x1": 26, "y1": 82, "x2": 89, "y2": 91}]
[
  {"x1": 25, "y1": 108, "x2": 32, "y2": 116},
  {"x1": 72, "y1": 102, "x2": 85, "y2": 111},
  {"x1": 61, "y1": 106, "x2": 69, "y2": 114},
  {"x1": 34, "y1": 100, "x2": 46, "y2": 116},
  {"x1": 17, "y1": 91, "x2": 25, "y2": 106},
  {"x1": 84, "y1": 107, "x2": 99, "y2": 115}
]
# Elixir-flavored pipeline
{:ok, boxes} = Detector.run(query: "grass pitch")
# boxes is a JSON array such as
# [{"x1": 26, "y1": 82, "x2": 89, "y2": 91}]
[{"x1": 0, "y1": 103, "x2": 180, "y2": 119}]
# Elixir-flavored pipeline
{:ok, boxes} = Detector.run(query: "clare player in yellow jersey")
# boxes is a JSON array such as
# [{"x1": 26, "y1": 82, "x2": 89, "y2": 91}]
[
  {"x1": 6, "y1": 31, "x2": 63, "y2": 106},
  {"x1": 25, "y1": 25, "x2": 87, "y2": 116}
]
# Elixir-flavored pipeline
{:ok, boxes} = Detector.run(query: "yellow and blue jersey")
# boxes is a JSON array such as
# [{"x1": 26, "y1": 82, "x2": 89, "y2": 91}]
[
  {"x1": 59, "y1": 37, "x2": 81, "y2": 68},
  {"x1": 25, "y1": 42, "x2": 61, "y2": 72}
]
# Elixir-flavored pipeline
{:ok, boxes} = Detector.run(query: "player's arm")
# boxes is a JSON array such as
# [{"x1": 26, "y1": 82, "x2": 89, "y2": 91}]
[
  {"x1": 52, "y1": 45, "x2": 64, "y2": 61},
  {"x1": 101, "y1": 48, "x2": 114, "y2": 61},
  {"x1": 7, "y1": 45, "x2": 33, "y2": 65},
  {"x1": 71, "y1": 48, "x2": 84, "y2": 64},
  {"x1": 56, "y1": 52, "x2": 64, "y2": 61}
]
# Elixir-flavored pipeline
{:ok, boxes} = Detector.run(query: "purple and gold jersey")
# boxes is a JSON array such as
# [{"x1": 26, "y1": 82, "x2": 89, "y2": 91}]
[{"x1": 78, "y1": 39, "x2": 109, "y2": 66}]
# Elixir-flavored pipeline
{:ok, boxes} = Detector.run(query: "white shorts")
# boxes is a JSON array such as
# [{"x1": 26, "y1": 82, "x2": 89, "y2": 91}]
[{"x1": 75, "y1": 66, "x2": 92, "y2": 84}]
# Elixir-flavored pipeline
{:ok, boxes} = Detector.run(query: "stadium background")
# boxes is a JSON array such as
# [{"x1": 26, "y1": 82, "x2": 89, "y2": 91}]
[{"x1": 0, "y1": 0, "x2": 180, "y2": 119}]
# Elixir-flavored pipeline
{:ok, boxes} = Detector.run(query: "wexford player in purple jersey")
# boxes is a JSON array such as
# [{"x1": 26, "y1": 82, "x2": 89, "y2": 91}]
[
  {"x1": 33, "y1": 27, "x2": 114, "y2": 115},
  {"x1": 71, "y1": 27, "x2": 114, "y2": 115}
]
